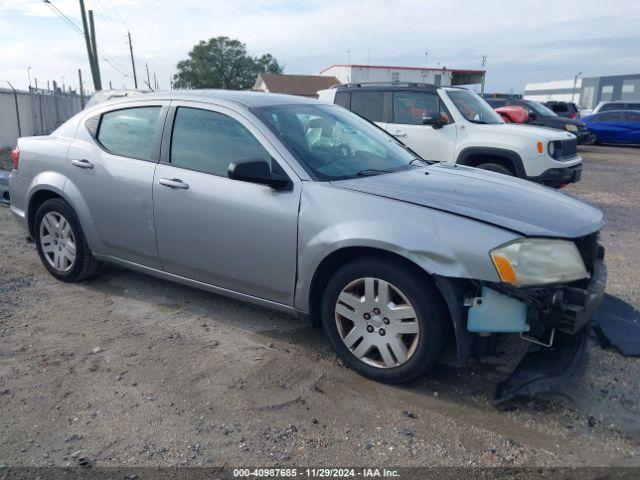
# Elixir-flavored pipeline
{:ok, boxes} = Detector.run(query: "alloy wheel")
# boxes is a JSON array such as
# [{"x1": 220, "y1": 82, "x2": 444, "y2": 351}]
[
  {"x1": 334, "y1": 277, "x2": 420, "y2": 368},
  {"x1": 39, "y1": 211, "x2": 76, "y2": 272}
]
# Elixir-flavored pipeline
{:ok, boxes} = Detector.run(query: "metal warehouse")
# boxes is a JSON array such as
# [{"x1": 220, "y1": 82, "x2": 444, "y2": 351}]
[{"x1": 525, "y1": 73, "x2": 640, "y2": 110}]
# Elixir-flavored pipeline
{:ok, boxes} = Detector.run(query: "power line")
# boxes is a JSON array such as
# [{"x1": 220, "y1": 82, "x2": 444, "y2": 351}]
[
  {"x1": 91, "y1": 0, "x2": 128, "y2": 45},
  {"x1": 103, "y1": 0, "x2": 130, "y2": 32},
  {"x1": 42, "y1": 0, "x2": 131, "y2": 78}
]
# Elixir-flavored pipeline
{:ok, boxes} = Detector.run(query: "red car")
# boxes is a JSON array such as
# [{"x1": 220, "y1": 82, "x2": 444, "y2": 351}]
[{"x1": 495, "y1": 105, "x2": 529, "y2": 124}]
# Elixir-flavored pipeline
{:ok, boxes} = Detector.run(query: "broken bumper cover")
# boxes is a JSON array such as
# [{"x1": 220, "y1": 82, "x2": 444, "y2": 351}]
[
  {"x1": 493, "y1": 259, "x2": 606, "y2": 403},
  {"x1": 495, "y1": 327, "x2": 589, "y2": 404}
]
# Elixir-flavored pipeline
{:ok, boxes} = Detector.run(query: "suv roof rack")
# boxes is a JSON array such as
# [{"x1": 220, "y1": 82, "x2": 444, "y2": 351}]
[{"x1": 333, "y1": 81, "x2": 441, "y2": 89}]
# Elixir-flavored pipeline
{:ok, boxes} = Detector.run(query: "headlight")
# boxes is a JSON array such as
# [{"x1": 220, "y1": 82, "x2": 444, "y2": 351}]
[
  {"x1": 490, "y1": 238, "x2": 588, "y2": 286},
  {"x1": 565, "y1": 124, "x2": 578, "y2": 132},
  {"x1": 547, "y1": 141, "x2": 556, "y2": 157}
]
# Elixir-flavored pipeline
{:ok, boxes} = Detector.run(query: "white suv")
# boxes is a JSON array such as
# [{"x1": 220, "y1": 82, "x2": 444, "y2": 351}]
[{"x1": 318, "y1": 84, "x2": 583, "y2": 187}]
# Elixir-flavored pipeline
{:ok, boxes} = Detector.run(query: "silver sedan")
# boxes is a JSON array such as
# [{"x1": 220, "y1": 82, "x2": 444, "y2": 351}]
[{"x1": 9, "y1": 90, "x2": 606, "y2": 387}]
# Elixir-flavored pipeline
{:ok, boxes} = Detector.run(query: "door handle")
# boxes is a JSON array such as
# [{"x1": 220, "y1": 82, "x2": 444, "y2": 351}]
[
  {"x1": 71, "y1": 159, "x2": 94, "y2": 169},
  {"x1": 159, "y1": 178, "x2": 189, "y2": 190}
]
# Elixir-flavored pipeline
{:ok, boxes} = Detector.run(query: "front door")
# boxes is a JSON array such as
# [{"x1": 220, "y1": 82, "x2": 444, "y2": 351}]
[
  {"x1": 152, "y1": 103, "x2": 300, "y2": 306},
  {"x1": 66, "y1": 103, "x2": 167, "y2": 268},
  {"x1": 385, "y1": 91, "x2": 457, "y2": 162}
]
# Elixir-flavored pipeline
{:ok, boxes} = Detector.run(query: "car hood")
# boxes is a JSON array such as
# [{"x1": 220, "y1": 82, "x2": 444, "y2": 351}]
[
  {"x1": 331, "y1": 164, "x2": 604, "y2": 238},
  {"x1": 476, "y1": 123, "x2": 577, "y2": 140},
  {"x1": 539, "y1": 116, "x2": 585, "y2": 128}
]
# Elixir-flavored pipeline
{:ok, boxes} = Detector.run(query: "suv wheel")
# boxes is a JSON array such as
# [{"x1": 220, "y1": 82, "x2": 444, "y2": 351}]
[
  {"x1": 476, "y1": 163, "x2": 514, "y2": 176},
  {"x1": 321, "y1": 256, "x2": 449, "y2": 383},
  {"x1": 34, "y1": 198, "x2": 101, "y2": 282}
]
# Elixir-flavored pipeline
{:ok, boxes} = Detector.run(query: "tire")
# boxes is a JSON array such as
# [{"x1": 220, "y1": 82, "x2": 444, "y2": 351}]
[
  {"x1": 34, "y1": 197, "x2": 101, "y2": 282},
  {"x1": 321, "y1": 256, "x2": 449, "y2": 384},
  {"x1": 476, "y1": 162, "x2": 514, "y2": 176}
]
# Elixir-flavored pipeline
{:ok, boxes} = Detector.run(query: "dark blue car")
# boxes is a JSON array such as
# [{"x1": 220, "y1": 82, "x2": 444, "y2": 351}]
[{"x1": 582, "y1": 110, "x2": 640, "y2": 145}]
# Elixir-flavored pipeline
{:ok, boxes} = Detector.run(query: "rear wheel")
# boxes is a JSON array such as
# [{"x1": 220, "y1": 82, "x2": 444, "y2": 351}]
[
  {"x1": 476, "y1": 162, "x2": 514, "y2": 176},
  {"x1": 34, "y1": 198, "x2": 101, "y2": 282},
  {"x1": 321, "y1": 256, "x2": 449, "y2": 383}
]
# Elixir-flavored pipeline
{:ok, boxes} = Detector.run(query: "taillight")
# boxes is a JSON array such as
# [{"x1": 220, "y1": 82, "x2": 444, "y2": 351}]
[
  {"x1": 570, "y1": 113, "x2": 577, "y2": 119},
  {"x1": 11, "y1": 147, "x2": 20, "y2": 170}
]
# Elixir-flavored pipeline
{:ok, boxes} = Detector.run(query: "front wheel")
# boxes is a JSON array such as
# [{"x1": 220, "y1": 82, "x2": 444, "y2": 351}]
[
  {"x1": 34, "y1": 198, "x2": 101, "y2": 282},
  {"x1": 321, "y1": 257, "x2": 449, "y2": 383}
]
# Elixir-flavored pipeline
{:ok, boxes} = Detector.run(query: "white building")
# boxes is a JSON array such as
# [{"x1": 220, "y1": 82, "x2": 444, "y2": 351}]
[{"x1": 318, "y1": 64, "x2": 485, "y2": 87}]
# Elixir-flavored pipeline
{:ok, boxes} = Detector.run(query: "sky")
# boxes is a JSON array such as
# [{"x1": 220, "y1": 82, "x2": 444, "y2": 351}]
[{"x1": 1, "y1": 0, "x2": 639, "y2": 94}]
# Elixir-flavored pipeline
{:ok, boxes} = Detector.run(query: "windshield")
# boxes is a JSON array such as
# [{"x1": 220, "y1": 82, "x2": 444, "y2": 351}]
[
  {"x1": 252, "y1": 104, "x2": 421, "y2": 180},
  {"x1": 526, "y1": 100, "x2": 557, "y2": 117},
  {"x1": 447, "y1": 90, "x2": 503, "y2": 124}
]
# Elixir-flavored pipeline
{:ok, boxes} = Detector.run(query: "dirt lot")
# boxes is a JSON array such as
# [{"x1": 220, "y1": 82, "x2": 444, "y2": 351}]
[{"x1": 1, "y1": 146, "x2": 639, "y2": 468}]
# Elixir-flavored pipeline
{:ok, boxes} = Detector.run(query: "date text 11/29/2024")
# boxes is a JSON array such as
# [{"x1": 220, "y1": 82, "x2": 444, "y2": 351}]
[{"x1": 233, "y1": 468, "x2": 400, "y2": 478}]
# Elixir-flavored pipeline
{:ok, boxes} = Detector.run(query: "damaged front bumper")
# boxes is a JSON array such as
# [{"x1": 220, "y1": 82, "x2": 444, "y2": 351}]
[{"x1": 436, "y1": 237, "x2": 607, "y2": 403}]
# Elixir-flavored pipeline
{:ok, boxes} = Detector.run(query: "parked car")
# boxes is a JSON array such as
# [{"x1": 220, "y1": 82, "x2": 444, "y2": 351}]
[
  {"x1": 495, "y1": 105, "x2": 529, "y2": 124},
  {"x1": 319, "y1": 83, "x2": 583, "y2": 187},
  {"x1": 544, "y1": 101, "x2": 581, "y2": 119},
  {"x1": 485, "y1": 97, "x2": 593, "y2": 145},
  {"x1": 9, "y1": 91, "x2": 606, "y2": 390},
  {"x1": 593, "y1": 100, "x2": 640, "y2": 114},
  {"x1": 581, "y1": 110, "x2": 640, "y2": 144}
]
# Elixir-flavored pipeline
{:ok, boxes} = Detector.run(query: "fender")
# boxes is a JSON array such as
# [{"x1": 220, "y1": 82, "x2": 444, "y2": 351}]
[
  {"x1": 456, "y1": 146, "x2": 526, "y2": 178},
  {"x1": 25, "y1": 172, "x2": 105, "y2": 254}
]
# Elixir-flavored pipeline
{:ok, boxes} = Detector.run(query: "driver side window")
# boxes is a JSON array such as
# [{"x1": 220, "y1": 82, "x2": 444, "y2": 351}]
[
  {"x1": 393, "y1": 92, "x2": 449, "y2": 125},
  {"x1": 170, "y1": 107, "x2": 272, "y2": 177}
]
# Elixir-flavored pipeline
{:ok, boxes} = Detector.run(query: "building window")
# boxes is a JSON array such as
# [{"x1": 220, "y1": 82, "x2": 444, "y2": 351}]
[
  {"x1": 580, "y1": 86, "x2": 595, "y2": 109},
  {"x1": 622, "y1": 79, "x2": 640, "y2": 101},
  {"x1": 391, "y1": 72, "x2": 400, "y2": 83},
  {"x1": 601, "y1": 85, "x2": 614, "y2": 102}
]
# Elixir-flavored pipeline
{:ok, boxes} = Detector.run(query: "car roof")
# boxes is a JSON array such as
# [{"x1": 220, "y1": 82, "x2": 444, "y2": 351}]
[{"x1": 94, "y1": 89, "x2": 320, "y2": 109}]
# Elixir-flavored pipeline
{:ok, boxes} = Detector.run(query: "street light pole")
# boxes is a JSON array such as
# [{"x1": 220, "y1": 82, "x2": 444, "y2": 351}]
[
  {"x1": 571, "y1": 71, "x2": 582, "y2": 103},
  {"x1": 27, "y1": 67, "x2": 32, "y2": 89}
]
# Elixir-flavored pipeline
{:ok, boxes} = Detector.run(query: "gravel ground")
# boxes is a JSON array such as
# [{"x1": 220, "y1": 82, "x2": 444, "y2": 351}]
[{"x1": 0, "y1": 146, "x2": 639, "y2": 468}]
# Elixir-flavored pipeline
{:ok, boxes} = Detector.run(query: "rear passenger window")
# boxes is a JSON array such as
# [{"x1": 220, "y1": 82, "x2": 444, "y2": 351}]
[
  {"x1": 170, "y1": 107, "x2": 271, "y2": 177},
  {"x1": 599, "y1": 112, "x2": 624, "y2": 122},
  {"x1": 98, "y1": 107, "x2": 161, "y2": 160},
  {"x1": 334, "y1": 91, "x2": 350, "y2": 108},
  {"x1": 350, "y1": 91, "x2": 384, "y2": 122}
]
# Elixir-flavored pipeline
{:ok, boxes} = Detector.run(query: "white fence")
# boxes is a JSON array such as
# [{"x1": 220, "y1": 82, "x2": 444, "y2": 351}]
[{"x1": 0, "y1": 87, "x2": 86, "y2": 149}]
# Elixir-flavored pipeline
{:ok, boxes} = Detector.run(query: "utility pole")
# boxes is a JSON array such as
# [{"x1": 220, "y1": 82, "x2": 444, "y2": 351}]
[
  {"x1": 480, "y1": 55, "x2": 487, "y2": 96},
  {"x1": 79, "y1": 0, "x2": 101, "y2": 90},
  {"x1": 78, "y1": 69, "x2": 85, "y2": 107},
  {"x1": 425, "y1": 50, "x2": 428, "y2": 67},
  {"x1": 88, "y1": 10, "x2": 100, "y2": 83},
  {"x1": 27, "y1": 67, "x2": 32, "y2": 89},
  {"x1": 145, "y1": 62, "x2": 152, "y2": 90},
  {"x1": 127, "y1": 31, "x2": 138, "y2": 89},
  {"x1": 153, "y1": 72, "x2": 158, "y2": 90}
]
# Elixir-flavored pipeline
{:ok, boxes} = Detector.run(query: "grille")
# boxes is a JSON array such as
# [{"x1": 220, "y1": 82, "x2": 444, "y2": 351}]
[{"x1": 559, "y1": 138, "x2": 578, "y2": 159}]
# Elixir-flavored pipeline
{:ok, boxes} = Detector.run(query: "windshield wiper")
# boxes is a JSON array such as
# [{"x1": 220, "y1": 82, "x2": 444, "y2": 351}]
[{"x1": 356, "y1": 169, "x2": 392, "y2": 176}]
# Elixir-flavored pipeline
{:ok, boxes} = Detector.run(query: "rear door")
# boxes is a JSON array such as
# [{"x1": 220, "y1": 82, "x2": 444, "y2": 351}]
[
  {"x1": 66, "y1": 101, "x2": 168, "y2": 268},
  {"x1": 152, "y1": 102, "x2": 301, "y2": 306},
  {"x1": 385, "y1": 90, "x2": 456, "y2": 162}
]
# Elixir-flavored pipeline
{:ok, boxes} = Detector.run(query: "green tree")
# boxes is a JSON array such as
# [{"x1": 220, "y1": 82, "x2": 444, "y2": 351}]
[{"x1": 172, "y1": 37, "x2": 283, "y2": 90}]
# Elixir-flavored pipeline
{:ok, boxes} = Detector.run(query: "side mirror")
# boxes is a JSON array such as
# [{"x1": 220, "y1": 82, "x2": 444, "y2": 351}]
[
  {"x1": 422, "y1": 116, "x2": 446, "y2": 129},
  {"x1": 228, "y1": 159, "x2": 291, "y2": 190}
]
